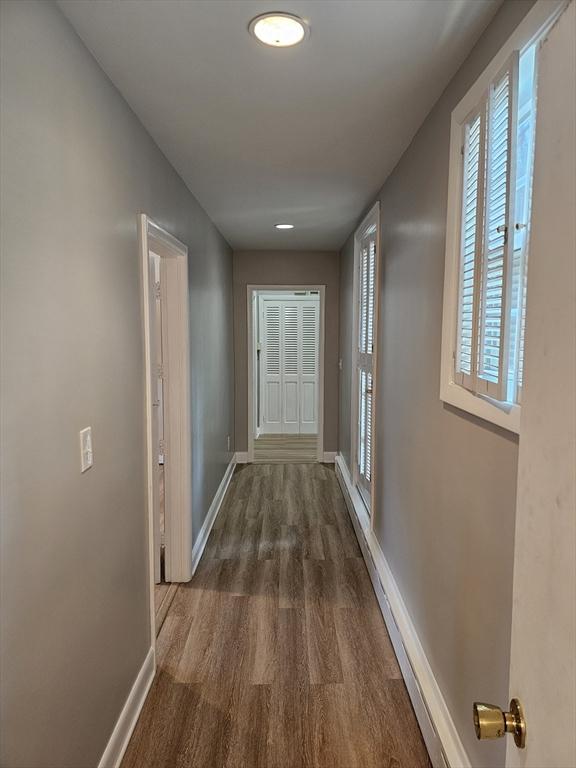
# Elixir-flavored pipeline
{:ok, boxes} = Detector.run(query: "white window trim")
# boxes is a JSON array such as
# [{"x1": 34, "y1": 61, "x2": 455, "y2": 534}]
[
  {"x1": 351, "y1": 201, "x2": 380, "y2": 514},
  {"x1": 440, "y1": 0, "x2": 567, "y2": 434}
]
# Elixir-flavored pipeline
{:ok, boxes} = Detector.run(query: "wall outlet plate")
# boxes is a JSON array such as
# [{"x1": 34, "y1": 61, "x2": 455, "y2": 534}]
[{"x1": 79, "y1": 427, "x2": 93, "y2": 472}]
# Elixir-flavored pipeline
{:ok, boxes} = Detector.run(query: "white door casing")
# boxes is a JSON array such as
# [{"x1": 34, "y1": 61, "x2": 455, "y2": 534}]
[
  {"x1": 506, "y1": 4, "x2": 575, "y2": 766},
  {"x1": 140, "y1": 215, "x2": 192, "y2": 596}
]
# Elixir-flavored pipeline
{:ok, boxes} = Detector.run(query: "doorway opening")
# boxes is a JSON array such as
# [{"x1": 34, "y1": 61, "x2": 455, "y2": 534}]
[
  {"x1": 139, "y1": 215, "x2": 192, "y2": 638},
  {"x1": 247, "y1": 286, "x2": 325, "y2": 463}
]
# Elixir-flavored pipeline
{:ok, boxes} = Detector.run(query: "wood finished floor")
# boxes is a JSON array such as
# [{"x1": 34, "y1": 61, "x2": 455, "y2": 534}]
[
  {"x1": 122, "y1": 463, "x2": 431, "y2": 768},
  {"x1": 253, "y1": 434, "x2": 318, "y2": 463}
]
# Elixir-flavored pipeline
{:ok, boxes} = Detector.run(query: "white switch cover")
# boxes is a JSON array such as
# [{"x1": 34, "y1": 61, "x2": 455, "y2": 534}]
[{"x1": 79, "y1": 427, "x2": 93, "y2": 472}]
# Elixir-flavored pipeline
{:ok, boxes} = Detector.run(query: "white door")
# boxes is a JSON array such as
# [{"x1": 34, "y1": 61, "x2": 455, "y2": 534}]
[
  {"x1": 260, "y1": 296, "x2": 319, "y2": 435},
  {"x1": 148, "y1": 251, "x2": 163, "y2": 584},
  {"x1": 506, "y1": 5, "x2": 575, "y2": 766}
]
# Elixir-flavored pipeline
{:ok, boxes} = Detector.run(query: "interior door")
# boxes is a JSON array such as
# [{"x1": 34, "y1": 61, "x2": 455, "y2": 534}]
[
  {"x1": 506, "y1": 5, "x2": 575, "y2": 766},
  {"x1": 260, "y1": 295, "x2": 319, "y2": 435},
  {"x1": 148, "y1": 250, "x2": 162, "y2": 584}
]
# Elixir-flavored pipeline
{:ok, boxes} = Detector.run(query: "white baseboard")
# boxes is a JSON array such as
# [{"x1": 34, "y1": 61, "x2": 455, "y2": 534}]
[
  {"x1": 98, "y1": 646, "x2": 155, "y2": 768},
  {"x1": 322, "y1": 451, "x2": 337, "y2": 463},
  {"x1": 234, "y1": 451, "x2": 249, "y2": 464},
  {"x1": 191, "y1": 455, "x2": 236, "y2": 574},
  {"x1": 335, "y1": 454, "x2": 470, "y2": 768}
]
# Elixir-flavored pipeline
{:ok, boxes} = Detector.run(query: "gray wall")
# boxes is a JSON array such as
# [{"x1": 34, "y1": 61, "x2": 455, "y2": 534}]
[
  {"x1": 0, "y1": 2, "x2": 234, "y2": 767},
  {"x1": 233, "y1": 250, "x2": 339, "y2": 453},
  {"x1": 338, "y1": 2, "x2": 534, "y2": 766}
]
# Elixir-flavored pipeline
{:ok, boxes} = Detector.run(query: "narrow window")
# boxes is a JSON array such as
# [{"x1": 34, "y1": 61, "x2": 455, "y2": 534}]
[
  {"x1": 446, "y1": 36, "x2": 539, "y2": 426},
  {"x1": 354, "y1": 206, "x2": 379, "y2": 509}
]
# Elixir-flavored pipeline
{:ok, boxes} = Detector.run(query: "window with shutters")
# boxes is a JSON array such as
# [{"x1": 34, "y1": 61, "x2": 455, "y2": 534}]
[
  {"x1": 352, "y1": 203, "x2": 379, "y2": 510},
  {"x1": 441, "y1": 33, "x2": 542, "y2": 434}
]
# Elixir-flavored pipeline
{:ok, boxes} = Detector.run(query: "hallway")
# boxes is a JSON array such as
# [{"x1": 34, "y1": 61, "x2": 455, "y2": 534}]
[
  {"x1": 121, "y1": 463, "x2": 430, "y2": 768},
  {"x1": 3, "y1": 2, "x2": 575, "y2": 766}
]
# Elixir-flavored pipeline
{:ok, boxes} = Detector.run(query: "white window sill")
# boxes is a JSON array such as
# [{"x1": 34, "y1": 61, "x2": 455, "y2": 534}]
[{"x1": 440, "y1": 380, "x2": 520, "y2": 434}]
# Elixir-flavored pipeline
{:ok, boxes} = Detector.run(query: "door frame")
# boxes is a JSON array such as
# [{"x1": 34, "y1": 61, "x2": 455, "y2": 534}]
[
  {"x1": 246, "y1": 284, "x2": 325, "y2": 463},
  {"x1": 139, "y1": 214, "x2": 192, "y2": 638},
  {"x1": 350, "y1": 201, "x2": 381, "y2": 523}
]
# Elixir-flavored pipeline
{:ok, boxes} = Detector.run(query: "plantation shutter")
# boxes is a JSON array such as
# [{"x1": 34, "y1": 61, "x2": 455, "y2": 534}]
[
  {"x1": 356, "y1": 219, "x2": 377, "y2": 503},
  {"x1": 455, "y1": 52, "x2": 519, "y2": 400},
  {"x1": 455, "y1": 106, "x2": 486, "y2": 388}
]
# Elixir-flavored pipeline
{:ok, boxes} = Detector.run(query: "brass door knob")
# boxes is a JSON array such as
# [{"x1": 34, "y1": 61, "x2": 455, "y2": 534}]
[{"x1": 473, "y1": 699, "x2": 526, "y2": 749}]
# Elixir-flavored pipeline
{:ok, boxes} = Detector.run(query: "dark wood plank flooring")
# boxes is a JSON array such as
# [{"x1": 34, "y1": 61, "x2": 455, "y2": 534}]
[{"x1": 122, "y1": 463, "x2": 431, "y2": 768}]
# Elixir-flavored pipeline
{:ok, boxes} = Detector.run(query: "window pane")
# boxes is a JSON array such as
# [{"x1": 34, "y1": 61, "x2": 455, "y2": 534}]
[{"x1": 511, "y1": 43, "x2": 537, "y2": 400}]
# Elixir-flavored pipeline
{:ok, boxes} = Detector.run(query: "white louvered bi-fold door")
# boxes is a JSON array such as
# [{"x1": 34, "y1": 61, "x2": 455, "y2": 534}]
[
  {"x1": 282, "y1": 303, "x2": 299, "y2": 433},
  {"x1": 261, "y1": 298, "x2": 319, "y2": 434}
]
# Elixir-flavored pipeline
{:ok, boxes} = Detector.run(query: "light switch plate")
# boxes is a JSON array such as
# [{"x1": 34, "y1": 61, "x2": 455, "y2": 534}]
[{"x1": 79, "y1": 427, "x2": 93, "y2": 472}]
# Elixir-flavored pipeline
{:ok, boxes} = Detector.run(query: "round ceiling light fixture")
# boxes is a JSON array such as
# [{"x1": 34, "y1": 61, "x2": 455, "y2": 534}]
[
  {"x1": 249, "y1": 13, "x2": 309, "y2": 48},
  {"x1": 275, "y1": 223, "x2": 294, "y2": 230}
]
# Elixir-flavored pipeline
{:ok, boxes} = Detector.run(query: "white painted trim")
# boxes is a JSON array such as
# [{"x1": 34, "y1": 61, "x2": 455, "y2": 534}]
[
  {"x1": 97, "y1": 646, "x2": 155, "y2": 768},
  {"x1": 137, "y1": 215, "x2": 158, "y2": 651},
  {"x1": 191, "y1": 456, "x2": 236, "y2": 574},
  {"x1": 140, "y1": 214, "x2": 192, "y2": 585},
  {"x1": 350, "y1": 201, "x2": 381, "y2": 521},
  {"x1": 234, "y1": 451, "x2": 249, "y2": 464},
  {"x1": 322, "y1": 451, "x2": 337, "y2": 463},
  {"x1": 246, "y1": 285, "x2": 326, "y2": 463},
  {"x1": 440, "y1": 0, "x2": 567, "y2": 435},
  {"x1": 335, "y1": 454, "x2": 471, "y2": 768}
]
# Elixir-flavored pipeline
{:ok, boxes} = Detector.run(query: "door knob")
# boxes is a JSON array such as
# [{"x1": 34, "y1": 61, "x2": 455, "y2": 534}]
[{"x1": 473, "y1": 699, "x2": 526, "y2": 748}]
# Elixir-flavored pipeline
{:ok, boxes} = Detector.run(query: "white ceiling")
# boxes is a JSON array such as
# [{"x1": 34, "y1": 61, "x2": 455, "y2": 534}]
[{"x1": 58, "y1": 0, "x2": 502, "y2": 250}]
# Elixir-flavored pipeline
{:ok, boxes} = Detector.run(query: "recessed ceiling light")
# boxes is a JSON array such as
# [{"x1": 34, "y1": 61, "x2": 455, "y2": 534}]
[
  {"x1": 275, "y1": 223, "x2": 294, "y2": 230},
  {"x1": 249, "y1": 13, "x2": 309, "y2": 48}
]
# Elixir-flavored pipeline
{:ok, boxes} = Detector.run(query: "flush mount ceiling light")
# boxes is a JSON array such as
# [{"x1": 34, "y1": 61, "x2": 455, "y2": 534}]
[
  {"x1": 275, "y1": 223, "x2": 295, "y2": 229},
  {"x1": 249, "y1": 13, "x2": 309, "y2": 48}
]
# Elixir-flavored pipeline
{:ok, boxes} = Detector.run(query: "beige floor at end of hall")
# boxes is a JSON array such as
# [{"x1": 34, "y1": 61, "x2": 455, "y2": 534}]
[{"x1": 253, "y1": 433, "x2": 318, "y2": 463}]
